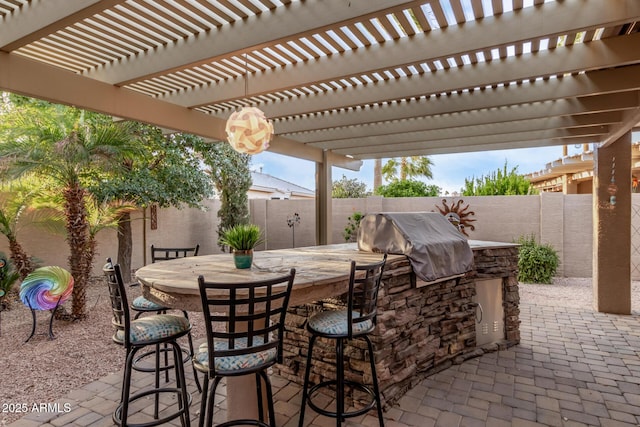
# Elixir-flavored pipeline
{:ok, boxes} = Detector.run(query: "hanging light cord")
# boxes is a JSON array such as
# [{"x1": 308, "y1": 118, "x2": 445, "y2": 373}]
[{"x1": 244, "y1": 53, "x2": 249, "y2": 100}]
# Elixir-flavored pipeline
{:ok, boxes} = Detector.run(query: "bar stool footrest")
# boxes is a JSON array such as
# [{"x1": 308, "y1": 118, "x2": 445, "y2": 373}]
[
  {"x1": 216, "y1": 420, "x2": 270, "y2": 427},
  {"x1": 306, "y1": 379, "x2": 377, "y2": 419},
  {"x1": 113, "y1": 387, "x2": 192, "y2": 427},
  {"x1": 132, "y1": 345, "x2": 191, "y2": 373}
]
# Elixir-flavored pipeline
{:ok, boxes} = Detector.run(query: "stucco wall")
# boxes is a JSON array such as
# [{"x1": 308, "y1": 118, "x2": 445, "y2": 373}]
[
  {"x1": 2, "y1": 193, "x2": 633, "y2": 279},
  {"x1": 145, "y1": 199, "x2": 222, "y2": 262}
]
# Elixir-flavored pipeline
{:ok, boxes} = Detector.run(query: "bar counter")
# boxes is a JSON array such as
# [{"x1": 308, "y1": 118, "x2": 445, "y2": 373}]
[
  {"x1": 273, "y1": 241, "x2": 521, "y2": 411},
  {"x1": 136, "y1": 241, "x2": 520, "y2": 413},
  {"x1": 136, "y1": 243, "x2": 401, "y2": 310}
]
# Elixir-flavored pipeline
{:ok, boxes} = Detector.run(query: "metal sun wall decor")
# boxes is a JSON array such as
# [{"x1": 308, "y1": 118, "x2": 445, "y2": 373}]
[{"x1": 434, "y1": 199, "x2": 477, "y2": 236}]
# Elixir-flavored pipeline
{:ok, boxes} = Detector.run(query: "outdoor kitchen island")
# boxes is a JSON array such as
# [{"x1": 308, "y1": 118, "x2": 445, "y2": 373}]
[{"x1": 274, "y1": 237, "x2": 520, "y2": 411}]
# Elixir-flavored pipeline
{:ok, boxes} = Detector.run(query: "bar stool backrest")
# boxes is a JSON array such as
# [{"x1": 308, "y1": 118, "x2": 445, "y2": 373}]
[
  {"x1": 348, "y1": 253, "x2": 387, "y2": 338},
  {"x1": 103, "y1": 258, "x2": 131, "y2": 347},
  {"x1": 151, "y1": 244, "x2": 200, "y2": 263},
  {"x1": 197, "y1": 269, "x2": 296, "y2": 376}
]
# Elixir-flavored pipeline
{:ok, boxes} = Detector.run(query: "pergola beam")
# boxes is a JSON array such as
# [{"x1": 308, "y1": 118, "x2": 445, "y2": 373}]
[
  {"x1": 366, "y1": 136, "x2": 597, "y2": 159},
  {"x1": 84, "y1": 0, "x2": 416, "y2": 85},
  {"x1": 276, "y1": 91, "x2": 640, "y2": 134},
  {"x1": 0, "y1": 51, "x2": 360, "y2": 170},
  {"x1": 253, "y1": 34, "x2": 640, "y2": 119},
  {"x1": 339, "y1": 127, "x2": 608, "y2": 157},
  {"x1": 600, "y1": 104, "x2": 640, "y2": 148},
  {"x1": 0, "y1": 0, "x2": 124, "y2": 50},
  {"x1": 167, "y1": 0, "x2": 640, "y2": 108},
  {"x1": 275, "y1": 65, "x2": 640, "y2": 147},
  {"x1": 295, "y1": 111, "x2": 623, "y2": 146}
]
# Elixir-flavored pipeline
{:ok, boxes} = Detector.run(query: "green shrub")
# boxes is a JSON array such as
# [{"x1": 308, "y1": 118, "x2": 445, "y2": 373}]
[
  {"x1": 516, "y1": 235, "x2": 559, "y2": 284},
  {"x1": 374, "y1": 180, "x2": 440, "y2": 197},
  {"x1": 344, "y1": 212, "x2": 365, "y2": 242}
]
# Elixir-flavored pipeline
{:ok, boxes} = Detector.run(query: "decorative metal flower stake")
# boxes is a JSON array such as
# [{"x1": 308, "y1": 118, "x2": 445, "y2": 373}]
[{"x1": 287, "y1": 213, "x2": 301, "y2": 247}]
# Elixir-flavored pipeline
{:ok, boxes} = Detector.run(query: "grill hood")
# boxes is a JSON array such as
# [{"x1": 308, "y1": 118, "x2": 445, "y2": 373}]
[{"x1": 357, "y1": 212, "x2": 474, "y2": 283}]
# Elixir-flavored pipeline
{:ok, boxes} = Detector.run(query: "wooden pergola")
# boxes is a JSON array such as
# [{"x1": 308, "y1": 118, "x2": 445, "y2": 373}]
[{"x1": 1, "y1": 0, "x2": 639, "y2": 313}]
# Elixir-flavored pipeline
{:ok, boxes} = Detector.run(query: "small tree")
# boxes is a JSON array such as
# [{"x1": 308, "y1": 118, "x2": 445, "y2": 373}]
[
  {"x1": 195, "y1": 141, "x2": 252, "y2": 250},
  {"x1": 375, "y1": 180, "x2": 440, "y2": 197},
  {"x1": 462, "y1": 161, "x2": 537, "y2": 196},
  {"x1": 91, "y1": 126, "x2": 213, "y2": 282},
  {"x1": 332, "y1": 175, "x2": 370, "y2": 198}
]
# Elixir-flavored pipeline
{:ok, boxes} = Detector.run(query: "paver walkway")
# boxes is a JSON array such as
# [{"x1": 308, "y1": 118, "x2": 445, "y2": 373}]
[{"x1": 6, "y1": 302, "x2": 640, "y2": 427}]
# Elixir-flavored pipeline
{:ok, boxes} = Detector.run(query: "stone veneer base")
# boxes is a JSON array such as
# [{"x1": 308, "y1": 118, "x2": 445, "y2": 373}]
[{"x1": 274, "y1": 244, "x2": 520, "y2": 411}]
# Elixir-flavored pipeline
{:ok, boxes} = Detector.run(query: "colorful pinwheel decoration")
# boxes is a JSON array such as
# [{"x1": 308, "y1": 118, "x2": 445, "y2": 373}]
[
  {"x1": 20, "y1": 266, "x2": 74, "y2": 311},
  {"x1": 20, "y1": 266, "x2": 74, "y2": 341}
]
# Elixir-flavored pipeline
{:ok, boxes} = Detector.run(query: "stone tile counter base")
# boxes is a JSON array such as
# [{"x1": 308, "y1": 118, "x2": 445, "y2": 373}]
[{"x1": 274, "y1": 244, "x2": 521, "y2": 412}]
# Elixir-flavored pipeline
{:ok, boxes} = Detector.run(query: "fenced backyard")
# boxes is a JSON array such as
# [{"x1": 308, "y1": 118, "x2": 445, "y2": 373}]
[{"x1": 4, "y1": 192, "x2": 640, "y2": 279}]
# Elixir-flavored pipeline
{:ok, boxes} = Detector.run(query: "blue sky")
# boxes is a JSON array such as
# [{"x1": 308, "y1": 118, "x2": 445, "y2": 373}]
[{"x1": 251, "y1": 145, "x2": 584, "y2": 195}]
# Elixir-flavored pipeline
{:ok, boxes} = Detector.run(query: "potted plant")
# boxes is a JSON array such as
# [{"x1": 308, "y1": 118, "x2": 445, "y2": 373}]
[{"x1": 219, "y1": 224, "x2": 265, "y2": 269}]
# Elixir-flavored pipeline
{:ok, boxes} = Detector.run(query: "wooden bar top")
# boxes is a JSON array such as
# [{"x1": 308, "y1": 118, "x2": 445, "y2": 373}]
[{"x1": 136, "y1": 243, "x2": 397, "y2": 311}]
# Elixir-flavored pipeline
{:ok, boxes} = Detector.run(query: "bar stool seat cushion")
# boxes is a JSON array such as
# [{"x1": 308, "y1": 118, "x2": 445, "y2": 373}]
[
  {"x1": 307, "y1": 309, "x2": 373, "y2": 336},
  {"x1": 131, "y1": 295, "x2": 166, "y2": 311},
  {"x1": 194, "y1": 338, "x2": 277, "y2": 372},
  {"x1": 115, "y1": 314, "x2": 190, "y2": 344}
]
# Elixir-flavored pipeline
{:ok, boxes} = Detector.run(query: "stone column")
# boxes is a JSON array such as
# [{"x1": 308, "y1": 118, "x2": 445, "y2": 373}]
[{"x1": 593, "y1": 132, "x2": 631, "y2": 314}]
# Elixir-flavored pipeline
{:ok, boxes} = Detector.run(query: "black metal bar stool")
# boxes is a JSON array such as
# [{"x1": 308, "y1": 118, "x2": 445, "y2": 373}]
[
  {"x1": 298, "y1": 254, "x2": 387, "y2": 427},
  {"x1": 194, "y1": 269, "x2": 296, "y2": 427},
  {"x1": 103, "y1": 259, "x2": 191, "y2": 427},
  {"x1": 130, "y1": 244, "x2": 202, "y2": 393}
]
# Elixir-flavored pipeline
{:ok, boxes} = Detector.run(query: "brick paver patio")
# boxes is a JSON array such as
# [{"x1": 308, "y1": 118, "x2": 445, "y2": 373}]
[{"x1": 6, "y1": 302, "x2": 640, "y2": 427}]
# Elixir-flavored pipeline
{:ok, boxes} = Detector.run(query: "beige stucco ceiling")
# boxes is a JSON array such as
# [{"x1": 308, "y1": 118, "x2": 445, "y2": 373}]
[{"x1": 1, "y1": 0, "x2": 639, "y2": 172}]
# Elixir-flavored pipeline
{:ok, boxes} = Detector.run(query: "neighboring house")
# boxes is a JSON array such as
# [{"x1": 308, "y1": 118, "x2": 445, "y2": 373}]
[
  {"x1": 249, "y1": 171, "x2": 314, "y2": 199},
  {"x1": 527, "y1": 141, "x2": 640, "y2": 194}
]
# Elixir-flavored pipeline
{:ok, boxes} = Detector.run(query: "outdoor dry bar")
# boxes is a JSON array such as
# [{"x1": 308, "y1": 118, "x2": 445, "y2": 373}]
[{"x1": 274, "y1": 213, "x2": 521, "y2": 410}]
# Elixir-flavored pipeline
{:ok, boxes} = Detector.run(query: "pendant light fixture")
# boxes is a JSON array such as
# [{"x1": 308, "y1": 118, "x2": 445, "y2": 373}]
[{"x1": 225, "y1": 53, "x2": 274, "y2": 155}]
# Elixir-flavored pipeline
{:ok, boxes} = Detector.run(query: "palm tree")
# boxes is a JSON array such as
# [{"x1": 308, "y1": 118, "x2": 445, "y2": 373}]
[
  {"x1": 0, "y1": 102, "x2": 138, "y2": 319},
  {"x1": 374, "y1": 159, "x2": 383, "y2": 191},
  {"x1": 381, "y1": 156, "x2": 434, "y2": 182},
  {"x1": 0, "y1": 177, "x2": 41, "y2": 279},
  {"x1": 0, "y1": 200, "x2": 34, "y2": 280}
]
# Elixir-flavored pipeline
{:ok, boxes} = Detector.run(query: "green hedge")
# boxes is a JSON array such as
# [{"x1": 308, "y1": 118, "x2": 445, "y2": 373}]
[{"x1": 517, "y1": 235, "x2": 559, "y2": 284}]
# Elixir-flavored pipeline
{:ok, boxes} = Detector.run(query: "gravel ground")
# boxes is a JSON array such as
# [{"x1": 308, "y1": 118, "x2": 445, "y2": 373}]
[
  {"x1": 0, "y1": 278, "x2": 207, "y2": 426},
  {"x1": 0, "y1": 276, "x2": 639, "y2": 425},
  {"x1": 518, "y1": 276, "x2": 640, "y2": 312}
]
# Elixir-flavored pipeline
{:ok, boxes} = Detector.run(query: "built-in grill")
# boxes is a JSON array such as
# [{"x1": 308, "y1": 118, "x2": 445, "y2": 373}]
[{"x1": 357, "y1": 212, "x2": 474, "y2": 283}]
